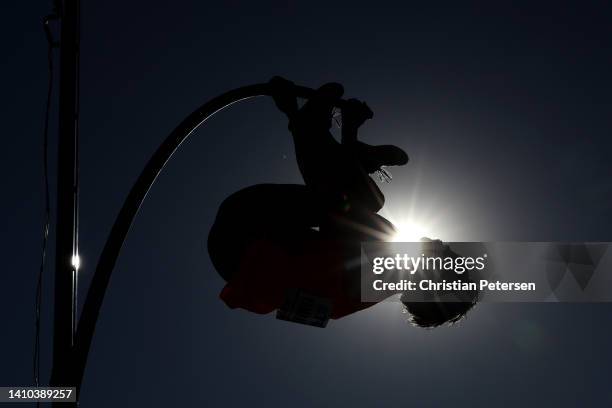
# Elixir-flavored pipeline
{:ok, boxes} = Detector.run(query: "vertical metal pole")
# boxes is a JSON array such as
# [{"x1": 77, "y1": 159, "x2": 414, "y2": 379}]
[{"x1": 51, "y1": 0, "x2": 80, "y2": 392}]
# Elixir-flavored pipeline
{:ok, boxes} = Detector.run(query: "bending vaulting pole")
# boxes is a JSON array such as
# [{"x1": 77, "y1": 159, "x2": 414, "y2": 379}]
[{"x1": 70, "y1": 82, "x2": 348, "y2": 396}]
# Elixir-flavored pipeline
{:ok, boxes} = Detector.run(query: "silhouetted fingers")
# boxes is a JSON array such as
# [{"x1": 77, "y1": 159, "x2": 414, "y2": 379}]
[
  {"x1": 268, "y1": 76, "x2": 295, "y2": 92},
  {"x1": 315, "y1": 82, "x2": 345, "y2": 100},
  {"x1": 268, "y1": 76, "x2": 298, "y2": 116}
]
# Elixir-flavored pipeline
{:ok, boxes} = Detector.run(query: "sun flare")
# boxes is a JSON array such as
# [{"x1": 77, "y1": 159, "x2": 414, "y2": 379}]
[{"x1": 390, "y1": 220, "x2": 433, "y2": 242}]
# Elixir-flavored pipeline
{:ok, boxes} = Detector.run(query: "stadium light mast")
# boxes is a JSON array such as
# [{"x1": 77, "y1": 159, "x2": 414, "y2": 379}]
[{"x1": 50, "y1": 0, "x2": 80, "y2": 397}]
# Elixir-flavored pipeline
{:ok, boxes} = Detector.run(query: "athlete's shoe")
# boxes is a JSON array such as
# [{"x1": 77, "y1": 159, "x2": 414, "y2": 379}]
[{"x1": 351, "y1": 141, "x2": 409, "y2": 175}]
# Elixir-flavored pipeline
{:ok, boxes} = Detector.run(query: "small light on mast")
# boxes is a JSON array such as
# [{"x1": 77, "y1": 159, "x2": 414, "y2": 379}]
[{"x1": 71, "y1": 254, "x2": 81, "y2": 271}]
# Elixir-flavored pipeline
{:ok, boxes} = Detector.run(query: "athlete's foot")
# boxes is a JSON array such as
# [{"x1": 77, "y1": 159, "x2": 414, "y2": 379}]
[{"x1": 351, "y1": 141, "x2": 409, "y2": 174}]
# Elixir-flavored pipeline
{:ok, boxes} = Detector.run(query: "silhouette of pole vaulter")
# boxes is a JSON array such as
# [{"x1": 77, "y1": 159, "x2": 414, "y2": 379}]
[{"x1": 208, "y1": 77, "x2": 475, "y2": 328}]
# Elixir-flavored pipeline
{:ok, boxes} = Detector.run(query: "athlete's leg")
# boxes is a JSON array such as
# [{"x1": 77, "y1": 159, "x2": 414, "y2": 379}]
[{"x1": 208, "y1": 183, "x2": 321, "y2": 281}]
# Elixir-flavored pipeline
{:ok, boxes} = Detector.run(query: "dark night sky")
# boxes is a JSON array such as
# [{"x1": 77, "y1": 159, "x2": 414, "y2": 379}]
[{"x1": 3, "y1": 1, "x2": 612, "y2": 406}]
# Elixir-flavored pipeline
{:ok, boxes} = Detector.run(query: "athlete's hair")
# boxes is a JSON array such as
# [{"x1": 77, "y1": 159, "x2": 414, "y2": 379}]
[
  {"x1": 400, "y1": 242, "x2": 480, "y2": 328},
  {"x1": 400, "y1": 292, "x2": 478, "y2": 328}
]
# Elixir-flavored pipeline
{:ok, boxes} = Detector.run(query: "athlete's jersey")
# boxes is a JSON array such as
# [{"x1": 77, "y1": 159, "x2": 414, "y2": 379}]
[{"x1": 219, "y1": 238, "x2": 374, "y2": 320}]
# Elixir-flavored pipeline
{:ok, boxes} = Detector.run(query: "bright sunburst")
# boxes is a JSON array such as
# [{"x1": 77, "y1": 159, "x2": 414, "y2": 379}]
[{"x1": 390, "y1": 219, "x2": 432, "y2": 242}]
